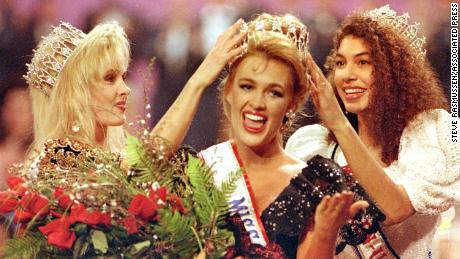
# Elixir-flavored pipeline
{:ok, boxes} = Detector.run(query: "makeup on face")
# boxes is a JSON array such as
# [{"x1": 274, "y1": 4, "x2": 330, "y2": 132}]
[
  {"x1": 226, "y1": 54, "x2": 293, "y2": 149},
  {"x1": 91, "y1": 68, "x2": 130, "y2": 127},
  {"x1": 334, "y1": 36, "x2": 375, "y2": 114}
]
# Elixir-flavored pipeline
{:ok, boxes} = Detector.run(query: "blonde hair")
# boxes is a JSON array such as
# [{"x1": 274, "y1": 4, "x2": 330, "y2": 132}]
[
  {"x1": 28, "y1": 22, "x2": 130, "y2": 157},
  {"x1": 219, "y1": 13, "x2": 309, "y2": 136}
]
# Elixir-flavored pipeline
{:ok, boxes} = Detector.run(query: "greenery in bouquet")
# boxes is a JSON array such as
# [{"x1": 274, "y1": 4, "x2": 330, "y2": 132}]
[{"x1": 0, "y1": 132, "x2": 240, "y2": 259}]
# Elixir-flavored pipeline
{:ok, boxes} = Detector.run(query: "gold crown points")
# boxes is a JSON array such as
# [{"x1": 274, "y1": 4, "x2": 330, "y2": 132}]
[
  {"x1": 240, "y1": 15, "x2": 309, "y2": 57},
  {"x1": 364, "y1": 4, "x2": 426, "y2": 58},
  {"x1": 24, "y1": 22, "x2": 86, "y2": 95}
]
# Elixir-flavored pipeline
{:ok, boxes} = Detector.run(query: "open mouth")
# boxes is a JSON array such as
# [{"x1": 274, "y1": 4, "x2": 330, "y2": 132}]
[{"x1": 243, "y1": 112, "x2": 267, "y2": 133}]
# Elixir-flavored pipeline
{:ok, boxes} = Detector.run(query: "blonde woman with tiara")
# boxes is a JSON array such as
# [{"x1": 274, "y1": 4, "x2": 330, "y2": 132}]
[
  {"x1": 0, "y1": 20, "x2": 133, "y2": 253},
  {"x1": 150, "y1": 14, "x2": 372, "y2": 258},
  {"x1": 24, "y1": 21, "x2": 131, "y2": 171}
]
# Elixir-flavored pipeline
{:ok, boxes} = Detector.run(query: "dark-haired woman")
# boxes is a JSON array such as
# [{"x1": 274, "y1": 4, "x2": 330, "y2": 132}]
[{"x1": 287, "y1": 5, "x2": 460, "y2": 258}]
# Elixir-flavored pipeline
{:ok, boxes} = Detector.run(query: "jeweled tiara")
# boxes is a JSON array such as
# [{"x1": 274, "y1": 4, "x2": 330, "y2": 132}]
[
  {"x1": 364, "y1": 4, "x2": 426, "y2": 58},
  {"x1": 24, "y1": 22, "x2": 86, "y2": 95},
  {"x1": 240, "y1": 15, "x2": 309, "y2": 57}
]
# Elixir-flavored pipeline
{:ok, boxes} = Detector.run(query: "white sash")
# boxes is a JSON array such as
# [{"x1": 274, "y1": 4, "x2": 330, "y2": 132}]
[{"x1": 199, "y1": 141, "x2": 269, "y2": 246}]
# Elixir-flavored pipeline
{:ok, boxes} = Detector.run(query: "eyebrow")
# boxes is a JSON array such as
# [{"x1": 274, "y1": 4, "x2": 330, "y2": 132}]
[
  {"x1": 105, "y1": 68, "x2": 123, "y2": 74},
  {"x1": 238, "y1": 78, "x2": 255, "y2": 83},
  {"x1": 238, "y1": 77, "x2": 285, "y2": 88},
  {"x1": 336, "y1": 51, "x2": 371, "y2": 58}
]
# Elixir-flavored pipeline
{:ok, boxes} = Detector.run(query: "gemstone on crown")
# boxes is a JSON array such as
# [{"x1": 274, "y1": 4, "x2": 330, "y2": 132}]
[
  {"x1": 255, "y1": 20, "x2": 265, "y2": 31},
  {"x1": 24, "y1": 22, "x2": 86, "y2": 95},
  {"x1": 363, "y1": 4, "x2": 426, "y2": 58},
  {"x1": 272, "y1": 17, "x2": 282, "y2": 32},
  {"x1": 241, "y1": 15, "x2": 309, "y2": 58},
  {"x1": 61, "y1": 48, "x2": 71, "y2": 56},
  {"x1": 288, "y1": 23, "x2": 297, "y2": 34}
]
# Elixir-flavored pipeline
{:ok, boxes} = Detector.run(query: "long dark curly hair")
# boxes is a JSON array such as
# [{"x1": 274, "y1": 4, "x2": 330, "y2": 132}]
[{"x1": 325, "y1": 14, "x2": 448, "y2": 165}]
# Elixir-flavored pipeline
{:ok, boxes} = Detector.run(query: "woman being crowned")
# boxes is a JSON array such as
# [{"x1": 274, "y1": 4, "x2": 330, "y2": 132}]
[{"x1": 151, "y1": 13, "x2": 372, "y2": 258}]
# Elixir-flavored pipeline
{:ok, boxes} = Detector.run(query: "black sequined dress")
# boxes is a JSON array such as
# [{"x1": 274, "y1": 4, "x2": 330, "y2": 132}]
[
  {"x1": 223, "y1": 163, "x2": 325, "y2": 259},
  {"x1": 199, "y1": 141, "x2": 385, "y2": 259},
  {"x1": 221, "y1": 156, "x2": 385, "y2": 259}
]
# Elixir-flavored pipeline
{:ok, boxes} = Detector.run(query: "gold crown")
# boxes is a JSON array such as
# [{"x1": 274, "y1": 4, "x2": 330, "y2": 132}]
[
  {"x1": 240, "y1": 14, "x2": 309, "y2": 57},
  {"x1": 24, "y1": 22, "x2": 86, "y2": 95},
  {"x1": 364, "y1": 4, "x2": 426, "y2": 58}
]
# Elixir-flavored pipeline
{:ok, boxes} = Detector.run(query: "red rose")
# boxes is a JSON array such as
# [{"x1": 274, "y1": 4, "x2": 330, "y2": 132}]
[
  {"x1": 70, "y1": 204, "x2": 111, "y2": 226},
  {"x1": 7, "y1": 176, "x2": 27, "y2": 195},
  {"x1": 39, "y1": 216, "x2": 76, "y2": 249},
  {"x1": 53, "y1": 187, "x2": 74, "y2": 209},
  {"x1": 168, "y1": 194, "x2": 187, "y2": 214},
  {"x1": 46, "y1": 229, "x2": 76, "y2": 250},
  {"x1": 120, "y1": 215, "x2": 142, "y2": 234},
  {"x1": 128, "y1": 194, "x2": 158, "y2": 221},
  {"x1": 50, "y1": 210, "x2": 63, "y2": 218},
  {"x1": 39, "y1": 216, "x2": 73, "y2": 234},
  {"x1": 149, "y1": 186, "x2": 168, "y2": 205},
  {"x1": 27, "y1": 194, "x2": 50, "y2": 216},
  {"x1": 13, "y1": 209, "x2": 33, "y2": 223},
  {"x1": 6, "y1": 176, "x2": 24, "y2": 189},
  {"x1": 0, "y1": 191, "x2": 19, "y2": 214},
  {"x1": 14, "y1": 193, "x2": 50, "y2": 223},
  {"x1": 85, "y1": 210, "x2": 111, "y2": 226},
  {"x1": 69, "y1": 203, "x2": 87, "y2": 221}
]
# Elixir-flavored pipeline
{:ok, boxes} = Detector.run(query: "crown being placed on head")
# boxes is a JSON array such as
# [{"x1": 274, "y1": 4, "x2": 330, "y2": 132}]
[
  {"x1": 24, "y1": 22, "x2": 86, "y2": 95},
  {"x1": 240, "y1": 15, "x2": 309, "y2": 57},
  {"x1": 364, "y1": 4, "x2": 426, "y2": 58}
]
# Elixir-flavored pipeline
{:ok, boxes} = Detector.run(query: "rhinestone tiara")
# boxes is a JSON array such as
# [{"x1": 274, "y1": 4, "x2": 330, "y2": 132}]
[
  {"x1": 240, "y1": 14, "x2": 309, "y2": 58},
  {"x1": 363, "y1": 4, "x2": 426, "y2": 58},
  {"x1": 24, "y1": 22, "x2": 86, "y2": 95}
]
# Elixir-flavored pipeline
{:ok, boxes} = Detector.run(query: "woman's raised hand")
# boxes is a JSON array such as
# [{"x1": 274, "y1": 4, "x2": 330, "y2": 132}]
[
  {"x1": 188, "y1": 19, "x2": 247, "y2": 90},
  {"x1": 149, "y1": 19, "x2": 247, "y2": 152},
  {"x1": 305, "y1": 53, "x2": 348, "y2": 132},
  {"x1": 314, "y1": 191, "x2": 369, "y2": 239},
  {"x1": 297, "y1": 191, "x2": 369, "y2": 258}
]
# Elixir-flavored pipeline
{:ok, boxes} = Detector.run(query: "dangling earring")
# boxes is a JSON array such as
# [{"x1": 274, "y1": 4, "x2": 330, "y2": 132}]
[
  {"x1": 281, "y1": 110, "x2": 295, "y2": 133},
  {"x1": 71, "y1": 121, "x2": 80, "y2": 133}
]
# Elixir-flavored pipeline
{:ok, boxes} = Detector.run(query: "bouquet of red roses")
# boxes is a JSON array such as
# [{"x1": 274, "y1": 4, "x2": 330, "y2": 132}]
[{"x1": 0, "y1": 135, "x2": 239, "y2": 259}]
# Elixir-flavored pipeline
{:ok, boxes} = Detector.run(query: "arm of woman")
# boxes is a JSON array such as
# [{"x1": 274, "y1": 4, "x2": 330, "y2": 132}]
[
  {"x1": 149, "y1": 20, "x2": 247, "y2": 151},
  {"x1": 304, "y1": 54, "x2": 414, "y2": 225},
  {"x1": 297, "y1": 191, "x2": 368, "y2": 259}
]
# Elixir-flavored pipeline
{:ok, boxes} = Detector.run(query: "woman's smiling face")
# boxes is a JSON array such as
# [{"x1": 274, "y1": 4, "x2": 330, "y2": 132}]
[
  {"x1": 334, "y1": 35, "x2": 375, "y2": 114},
  {"x1": 224, "y1": 53, "x2": 294, "y2": 149}
]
